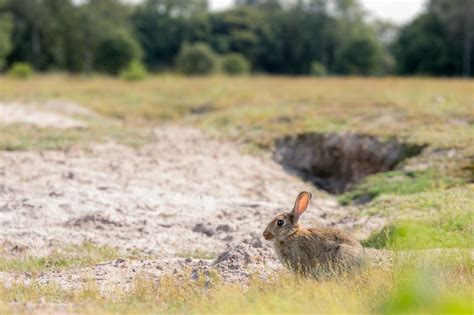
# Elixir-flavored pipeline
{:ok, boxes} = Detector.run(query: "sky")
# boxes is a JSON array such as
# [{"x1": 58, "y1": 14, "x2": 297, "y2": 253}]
[{"x1": 210, "y1": 0, "x2": 428, "y2": 24}]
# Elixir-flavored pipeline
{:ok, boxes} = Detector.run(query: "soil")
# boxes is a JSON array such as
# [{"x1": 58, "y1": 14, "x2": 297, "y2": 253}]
[
  {"x1": 0, "y1": 102, "x2": 87, "y2": 129},
  {"x1": 274, "y1": 132, "x2": 425, "y2": 193},
  {"x1": 0, "y1": 101, "x2": 387, "y2": 294}
]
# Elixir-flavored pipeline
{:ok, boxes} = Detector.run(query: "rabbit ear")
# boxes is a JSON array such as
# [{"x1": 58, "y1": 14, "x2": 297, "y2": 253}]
[{"x1": 291, "y1": 191, "x2": 312, "y2": 223}]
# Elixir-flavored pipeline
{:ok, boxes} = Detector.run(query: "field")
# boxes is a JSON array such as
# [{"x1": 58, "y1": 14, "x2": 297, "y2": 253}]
[{"x1": 0, "y1": 75, "x2": 473, "y2": 314}]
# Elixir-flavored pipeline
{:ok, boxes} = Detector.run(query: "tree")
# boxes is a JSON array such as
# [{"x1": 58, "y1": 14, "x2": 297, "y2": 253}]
[
  {"x1": 393, "y1": 0, "x2": 474, "y2": 76},
  {"x1": 132, "y1": 0, "x2": 210, "y2": 70},
  {"x1": 3, "y1": 0, "x2": 140, "y2": 73},
  {"x1": 429, "y1": 0, "x2": 474, "y2": 76},
  {"x1": 0, "y1": 0, "x2": 12, "y2": 70},
  {"x1": 209, "y1": 6, "x2": 263, "y2": 66},
  {"x1": 394, "y1": 14, "x2": 451, "y2": 75},
  {"x1": 77, "y1": 0, "x2": 138, "y2": 72}
]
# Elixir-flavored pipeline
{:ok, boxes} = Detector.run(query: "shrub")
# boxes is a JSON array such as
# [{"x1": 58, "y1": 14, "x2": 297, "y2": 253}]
[
  {"x1": 120, "y1": 60, "x2": 148, "y2": 81},
  {"x1": 176, "y1": 42, "x2": 218, "y2": 75},
  {"x1": 310, "y1": 61, "x2": 327, "y2": 76},
  {"x1": 94, "y1": 32, "x2": 142, "y2": 75},
  {"x1": 221, "y1": 53, "x2": 250, "y2": 75},
  {"x1": 334, "y1": 38, "x2": 384, "y2": 75},
  {"x1": 7, "y1": 62, "x2": 33, "y2": 79}
]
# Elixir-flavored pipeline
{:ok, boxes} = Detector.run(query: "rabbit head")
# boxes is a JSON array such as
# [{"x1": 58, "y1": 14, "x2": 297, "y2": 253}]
[{"x1": 263, "y1": 191, "x2": 312, "y2": 241}]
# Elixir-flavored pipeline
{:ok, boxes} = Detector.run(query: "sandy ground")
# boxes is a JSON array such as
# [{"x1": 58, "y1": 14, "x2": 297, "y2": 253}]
[
  {"x1": 0, "y1": 102, "x2": 88, "y2": 129},
  {"x1": 0, "y1": 101, "x2": 388, "y2": 301},
  {"x1": 0, "y1": 124, "x2": 383, "y2": 258}
]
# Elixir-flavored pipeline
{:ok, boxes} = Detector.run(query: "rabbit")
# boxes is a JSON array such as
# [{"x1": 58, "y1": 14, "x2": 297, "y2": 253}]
[{"x1": 263, "y1": 191, "x2": 365, "y2": 276}]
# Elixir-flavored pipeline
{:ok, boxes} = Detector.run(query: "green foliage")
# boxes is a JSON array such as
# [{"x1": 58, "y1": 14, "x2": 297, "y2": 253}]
[
  {"x1": 380, "y1": 267, "x2": 473, "y2": 315},
  {"x1": 394, "y1": 0, "x2": 474, "y2": 76},
  {"x1": 363, "y1": 215, "x2": 472, "y2": 250},
  {"x1": 176, "y1": 42, "x2": 218, "y2": 75},
  {"x1": 310, "y1": 61, "x2": 327, "y2": 76},
  {"x1": 335, "y1": 38, "x2": 384, "y2": 75},
  {"x1": 7, "y1": 62, "x2": 33, "y2": 78},
  {"x1": 0, "y1": 10, "x2": 12, "y2": 70},
  {"x1": 221, "y1": 53, "x2": 250, "y2": 75},
  {"x1": 132, "y1": 0, "x2": 210, "y2": 69},
  {"x1": 362, "y1": 186, "x2": 474, "y2": 249},
  {"x1": 94, "y1": 32, "x2": 142, "y2": 75},
  {"x1": 0, "y1": 0, "x2": 471, "y2": 76},
  {"x1": 209, "y1": 7, "x2": 263, "y2": 63},
  {"x1": 120, "y1": 60, "x2": 148, "y2": 81},
  {"x1": 394, "y1": 14, "x2": 451, "y2": 75}
]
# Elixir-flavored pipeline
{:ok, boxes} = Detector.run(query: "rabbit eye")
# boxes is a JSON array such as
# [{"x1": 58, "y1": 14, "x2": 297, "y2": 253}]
[{"x1": 277, "y1": 220, "x2": 284, "y2": 226}]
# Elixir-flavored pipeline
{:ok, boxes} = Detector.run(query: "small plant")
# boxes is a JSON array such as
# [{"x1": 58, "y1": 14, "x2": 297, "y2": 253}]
[
  {"x1": 120, "y1": 60, "x2": 148, "y2": 81},
  {"x1": 221, "y1": 53, "x2": 250, "y2": 76},
  {"x1": 310, "y1": 61, "x2": 327, "y2": 76},
  {"x1": 7, "y1": 62, "x2": 33, "y2": 79},
  {"x1": 176, "y1": 42, "x2": 218, "y2": 76}
]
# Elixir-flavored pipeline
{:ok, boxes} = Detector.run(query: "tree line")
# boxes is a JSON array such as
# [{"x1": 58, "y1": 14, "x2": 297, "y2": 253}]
[{"x1": 0, "y1": 0, "x2": 472, "y2": 77}]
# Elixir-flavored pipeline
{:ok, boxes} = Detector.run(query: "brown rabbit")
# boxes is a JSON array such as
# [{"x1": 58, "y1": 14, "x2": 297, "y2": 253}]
[{"x1": 263, "y1": 191, "x2": 364, "y2": 275}]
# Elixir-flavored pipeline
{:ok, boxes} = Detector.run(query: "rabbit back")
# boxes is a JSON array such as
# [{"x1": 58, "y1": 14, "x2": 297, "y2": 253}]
[{"x1": 274, "y1": 227, "x2": 364, "y2": 274}]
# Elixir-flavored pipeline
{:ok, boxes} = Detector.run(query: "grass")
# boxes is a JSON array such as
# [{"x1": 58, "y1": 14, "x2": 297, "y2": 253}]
[
  {"x1": 0, "y1": 74, "x2": 472, "y2": 313},
  {"x1": 0, "y1": 119, "x2": 150, "y2": 151},
  {"x1": 0, "y1": 242, "x2": 121, "y2": 274},
  {"x1": 0, "y1": 75, "x2": 472, "y2": 147},
  {"x1": 362, "y1": 185, "x2": 473, "y2": 249},
  {"x1": 338, "y1": 168, "x2": 466, "y2": 205},
  {"x1": 0, "y1": 252, "x2": 472, "y2": 314}
]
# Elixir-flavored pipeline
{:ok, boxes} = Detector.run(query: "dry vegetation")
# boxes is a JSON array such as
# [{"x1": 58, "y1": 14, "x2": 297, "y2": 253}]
[{"x1": 0, "y1": 74, "x2": 472, "y2": 314}]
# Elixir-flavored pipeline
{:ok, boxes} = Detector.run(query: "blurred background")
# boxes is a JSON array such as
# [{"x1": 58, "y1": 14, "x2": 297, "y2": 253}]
[{"x1": 0, "y1": 0, "x2": 473, "y2": 77}]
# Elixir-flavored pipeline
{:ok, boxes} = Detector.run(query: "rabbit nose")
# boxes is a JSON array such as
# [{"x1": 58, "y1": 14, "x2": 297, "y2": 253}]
[{"x1": 263, "y1": 231, "x2": 274, "y2": 240}]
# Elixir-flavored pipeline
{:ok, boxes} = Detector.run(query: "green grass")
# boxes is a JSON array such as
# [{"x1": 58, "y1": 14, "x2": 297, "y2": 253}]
[
  {"x1": 338, "y1": 168, "x2": 466, "y2": 205},
  {"x1": 362, "y1": 185, "x2": 473, "y2": 249},
  {"x1": 0, "y1": 242, "x2": 121, "y2": 273},
  {"x1": 0, "y1": 253, "x2": 472, "y2": 314}
]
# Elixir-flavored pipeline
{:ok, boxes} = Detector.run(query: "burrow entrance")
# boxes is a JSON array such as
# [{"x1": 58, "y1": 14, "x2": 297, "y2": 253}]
[{"x1": 274, "y1": 132, "x2": 425, "y2": 194}]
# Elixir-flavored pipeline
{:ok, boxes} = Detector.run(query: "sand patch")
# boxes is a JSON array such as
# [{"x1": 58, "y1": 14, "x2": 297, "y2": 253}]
[
  {"x1": 0, "y1": 102, "x2": 87, "y2": 129},
  {"x1": 0, "y1": 125, "x2": 382, "y2": 259}
]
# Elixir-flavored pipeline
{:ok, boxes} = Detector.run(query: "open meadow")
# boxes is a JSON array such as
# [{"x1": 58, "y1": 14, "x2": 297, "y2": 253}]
[{"x1": 0, "y1": 75, "x2": 473, "y2": 314}]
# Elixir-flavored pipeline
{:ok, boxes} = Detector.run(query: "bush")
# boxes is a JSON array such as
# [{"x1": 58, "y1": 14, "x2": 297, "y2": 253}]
[
  {"x1": 120, "y1": 60, "x2": 148, "y2": 81},
  {"x1": 176, "y1": 42, "x2": 218, "y2": 75},
  {"x1": 7, "y1": 62, "x2": 33, "y2": 79},
  {"x1": 334, "y1": 38, "x2": 384, "y2": 75},
  {"x1": 221, "y1": 53, "x2": 250, "y2": 75},
  {"x1": 94, "y1": 32, "x2": 142, "y2": 75},
  {"x1": 310, "y1": 61, "x2": 327, "y2": 76}
]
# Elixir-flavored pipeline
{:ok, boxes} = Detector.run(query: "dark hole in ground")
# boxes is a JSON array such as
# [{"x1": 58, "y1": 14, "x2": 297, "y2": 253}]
[{"x1": 274, "y1": 132, "x2": 426, "y2": 194}]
